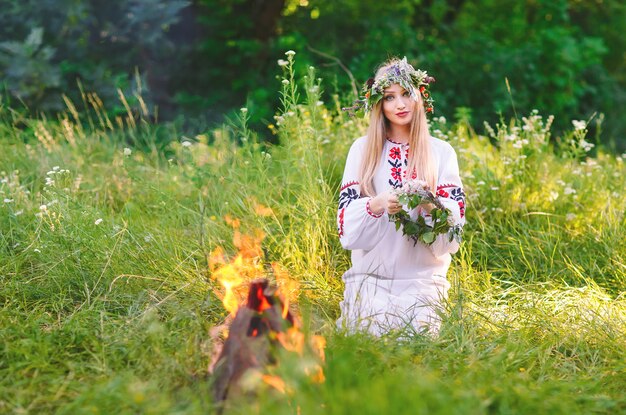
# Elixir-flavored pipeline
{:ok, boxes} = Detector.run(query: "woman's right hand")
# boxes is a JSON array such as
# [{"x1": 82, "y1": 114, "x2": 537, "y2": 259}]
[{"x1": 369, "y1": 190, "x2": 402, "y2": 215}]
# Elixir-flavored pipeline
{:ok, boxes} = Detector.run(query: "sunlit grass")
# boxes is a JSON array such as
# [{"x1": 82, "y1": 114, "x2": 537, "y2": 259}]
[{"x1": 1, "y1": 55, "x2": 625, "y2": 413}]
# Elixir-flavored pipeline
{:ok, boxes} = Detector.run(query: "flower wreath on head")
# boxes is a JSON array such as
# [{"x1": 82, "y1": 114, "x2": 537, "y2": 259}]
[{"x1": 343, "y1": 57, "x2": 436, "y2": 116}]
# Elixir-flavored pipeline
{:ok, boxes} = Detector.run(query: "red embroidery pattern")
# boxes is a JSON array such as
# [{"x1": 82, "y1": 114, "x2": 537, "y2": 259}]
[
  {"x1": 391, "y1": 167, "x2": 402, "y2": 181},
  {"x1": 340, "y1": 180, "x2": 359, "y2": 191},
  {"x1": 366, "y1": 199, "x2": 383, "y2": 218},
  {"x1": 338, "y1": 182, "x2": 360, "y2": 238},
  {"x1": 338, "y1": 208, "x2": 346, "y2": 237},
  {"x1": 437, "y1": 183, "x2": 466, "y2": 218},
  {"x1": 389, "y1": 147, "x2": 401, "y2": 159},
  {"x1": 388, "y1": 146, "x2": 403, "y2": 188}
]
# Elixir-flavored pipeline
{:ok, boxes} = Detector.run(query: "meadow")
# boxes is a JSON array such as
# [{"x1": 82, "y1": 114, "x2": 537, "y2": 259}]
[{"x1": 1, "y1": 55, "x2": 625, "y2": 414}]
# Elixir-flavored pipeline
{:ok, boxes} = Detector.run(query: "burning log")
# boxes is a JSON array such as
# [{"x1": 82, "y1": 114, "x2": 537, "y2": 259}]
[{"x1": 211, "y1": 279, "x2": 295, "y2": 403}]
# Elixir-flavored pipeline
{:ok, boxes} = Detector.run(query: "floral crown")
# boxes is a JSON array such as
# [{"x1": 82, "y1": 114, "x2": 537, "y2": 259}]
[{"x1": 343, "y1": 57, "x2": 435, "y2": 116}]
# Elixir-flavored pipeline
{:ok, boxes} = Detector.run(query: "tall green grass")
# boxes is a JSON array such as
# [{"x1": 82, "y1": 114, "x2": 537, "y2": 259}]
[{"x1": 1, "y1": 53, "x2": 625, "y2": 414}]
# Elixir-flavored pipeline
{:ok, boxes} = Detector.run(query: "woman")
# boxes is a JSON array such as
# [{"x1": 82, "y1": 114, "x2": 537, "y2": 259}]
[{"x1": 337, "y1": 57, "x2": 466, "y2": 336}]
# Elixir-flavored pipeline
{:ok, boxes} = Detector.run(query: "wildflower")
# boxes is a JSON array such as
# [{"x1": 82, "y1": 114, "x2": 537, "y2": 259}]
[
  {"x1": 564, "y1": 187, "x2": 576, "y2": 195},
  {"x1": 3, "y1": 198, "x2": 13, "y2": 203},
  {"x1": 476, "y1": 181, "x2": 486, "y2": 186},
  {"x1": 282, "y1": 79, "x2": 290, "y2": 85},
  {"x1": 53, "y1": 166, "x2": 60, "y2": 171},
  {"x1": 548, "y1": 191, "x2": 559, "y2": 201},
  {"x1": 94, "y1": 218, "x2": 103, "y2": 225},
  {"x1": 285, "y1": 50, "x2": 296, "y2": 57},
  {"x1": 277, "y1": 59, "x2": 289, "y2": 67},
  {"x1": 566, "y1": 213, "x2": 576, "y2": 221},
  {"x1": 124, "y1": 147, "x2": 132, "y2": 156},
  {"x1": 316, "y1": 101, "x2": 324, "y2": 106},
  {"x1": 572, "y1": 120, "x2": 586, "y2": 131},
  {"x1": 40, "y1": 204, "x2": 48, "y2": 211},
  {"x1": 182, "y1": 141, "x2": 192, "y2": 147},
  {"x1": 15, "y1": 210, "x2": 23, "y2": 216},
  {"x1": 240, "y1": 107, "x2": 248, "y2": 114}
]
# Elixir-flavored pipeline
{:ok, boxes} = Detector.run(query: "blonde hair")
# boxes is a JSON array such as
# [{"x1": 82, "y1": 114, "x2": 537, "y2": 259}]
[{"x1": 359, "y1": 59, "x2": 437, "y2": 197}]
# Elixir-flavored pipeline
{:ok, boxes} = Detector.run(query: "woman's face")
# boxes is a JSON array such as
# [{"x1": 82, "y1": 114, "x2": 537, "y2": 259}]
[{"x1": 381, "y1": 83, "x2": 417, "y2": 128}]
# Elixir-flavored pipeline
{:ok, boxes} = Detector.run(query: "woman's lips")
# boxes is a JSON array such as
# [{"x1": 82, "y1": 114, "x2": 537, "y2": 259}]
[{"x1": 396, "y1": 111, "x2": 410, "y2": 117}]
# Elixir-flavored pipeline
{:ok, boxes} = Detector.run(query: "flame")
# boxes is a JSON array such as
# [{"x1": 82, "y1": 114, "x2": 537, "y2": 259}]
[
  {"x1": 272, "y1": 262, "x2": 299, "y2": 319},
  {"x1": 233, "y1": 228, "x2": 265, "y2": 259},
  {"x1": 261, "y1": 375, "x2": 288, "y2": 394},
  {"x1": 209, "y1": 215, "x2": 327, "y2": 389},
  {"x1": 276, "y1": 327, "x2": 305, "y2": 356},
  {"x1": 254, "y1": 202, "x2": 274, "y2": 217},
  {"x1": 251, "y1": 283, "x2": 273, "y2": 313},
  {"x1": 310, "y1": 335, "x2": 326, "y2": 363},
  {"x1": 212, "y1": 256, "x2": 245, "y2": 315}
]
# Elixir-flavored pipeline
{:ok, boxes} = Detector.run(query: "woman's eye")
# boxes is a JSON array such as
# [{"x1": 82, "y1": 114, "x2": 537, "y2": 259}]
[
  {"x1": 403, "y1": 91, "x2": 410, "y2": 97},
  {"x1": 384, "y1": 95, "x2": 394, "y2": 101}
]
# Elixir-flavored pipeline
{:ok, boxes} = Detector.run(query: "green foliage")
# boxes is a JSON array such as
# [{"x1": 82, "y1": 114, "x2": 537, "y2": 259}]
[
  {"x1": 0, "y1": 0, "x2": 189, "y2": 114},
  {"x1": 188, "y1": 0, "x2": 625, "y2": 145}
]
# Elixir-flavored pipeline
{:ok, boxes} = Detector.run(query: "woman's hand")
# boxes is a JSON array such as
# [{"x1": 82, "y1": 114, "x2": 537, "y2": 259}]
[
  {"x1": 369, "y1": 191, "x2": 403, "y2": 215},
  {"x1": 418, "y1": 202, "x2": 435, "y2": 214}
]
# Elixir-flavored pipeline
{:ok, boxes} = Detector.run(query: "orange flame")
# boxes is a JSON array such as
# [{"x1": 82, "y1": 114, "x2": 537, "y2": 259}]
[
  {"x1": 276, "y1": 327, "x2": 305, "y2": 356},
  {"x1": 209, "y1": 215, "x2": 327, "y2": 388},
  {"x1": 261, "y1": 375, "x2": 288, "y2": 394}
]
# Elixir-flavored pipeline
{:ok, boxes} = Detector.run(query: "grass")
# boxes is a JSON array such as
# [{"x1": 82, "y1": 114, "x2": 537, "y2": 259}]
[{"x1": 1, "y1": 54, "x2": 625, "y2": 414}]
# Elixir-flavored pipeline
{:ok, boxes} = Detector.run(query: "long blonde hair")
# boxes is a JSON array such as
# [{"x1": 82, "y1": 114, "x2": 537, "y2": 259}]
[{"x1": 359, "y1": 59, "x2": 437, "y2": 197}]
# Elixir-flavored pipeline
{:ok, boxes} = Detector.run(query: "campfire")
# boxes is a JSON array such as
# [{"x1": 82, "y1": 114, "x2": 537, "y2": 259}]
[{"x1": 208, "y1": 216, "x2": 325, "y2": 405}]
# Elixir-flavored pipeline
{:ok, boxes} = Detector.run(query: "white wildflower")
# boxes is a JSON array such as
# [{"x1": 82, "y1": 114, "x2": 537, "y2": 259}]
[
  {"x1": 548, "y1": 191, "x2": 559, "y2": 201},
  {"x1": 316, "y1": 101, "x2": 324, "y2": 106},
  {"x1": 15, "y1": 210, "x2": 23, "y2": 216},
  {"x1": 123, "y1": 147, "x2": 132, "y2": 156},
  {"x1": 476, "y1": 181, "x2": 486, "y2": 186},
  {"x1": 572, "y1": 120, "x2": 586, "y2": 131},
  {"x1": 281, "y1": 79, "x2": 290, "y2": 85},
  {"x1": 53, "y1": 166, "x2": 60, "y2": 171},
  {"x1": 94, "y1": 218, "x2": 103, "y2": 225},
  {"x1": 277, "y1": 59, "x2": 289, "y2": 67},
  {"x1": 564, "y1": 187, "x2": 576, "y2": 195},
  {"x1": 182, "y1": 141, "x2": 192, "y2": 147},
  {"x1": 3, "y1": 198, "x2": 13, "y2": 203},
  {"x1": 240, "y1": 107, "x2": 248, "y2": 114},
  {"x1": 39, "y1": 204, "x2": 47, "y2": 211},
  {"x1": 566, "y1": 213, "x2": 576, "y2": 221},
  {"x1": 285, "y1": 50, "x2": 296, "y2": 57},
  {"x1": 490, "y1": 186, "x2": 500, "y2": 191}
]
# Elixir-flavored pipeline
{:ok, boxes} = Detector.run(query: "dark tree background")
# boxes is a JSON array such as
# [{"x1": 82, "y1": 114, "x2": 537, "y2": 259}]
[{"x1": 0, "y1": 0, "x2": 624, "y2": 147}]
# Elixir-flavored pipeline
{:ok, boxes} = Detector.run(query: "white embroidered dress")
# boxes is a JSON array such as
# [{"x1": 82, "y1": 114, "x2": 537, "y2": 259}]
[{"x1": 337, "y1": 136, "x2": 466, "y2": 336}]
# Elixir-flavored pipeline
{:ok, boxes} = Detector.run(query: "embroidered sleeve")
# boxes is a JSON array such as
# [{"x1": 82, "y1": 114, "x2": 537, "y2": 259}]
[
  {"x1": 337, "y1": 139, "x2": 388, "y2": 250},
  {"x1": 430, "y1": 144, "x2": 466, "y2": 256}
]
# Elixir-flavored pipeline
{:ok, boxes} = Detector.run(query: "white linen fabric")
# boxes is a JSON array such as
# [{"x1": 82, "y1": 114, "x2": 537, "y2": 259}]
[{"x1": 336, "y1": 136, "x2": 466, "y2": 336}]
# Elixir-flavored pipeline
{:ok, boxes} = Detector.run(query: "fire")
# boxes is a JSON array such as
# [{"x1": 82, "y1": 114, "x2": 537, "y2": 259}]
[{"x1": 209, "y1": 215, "x2": 327, "y2": 402}]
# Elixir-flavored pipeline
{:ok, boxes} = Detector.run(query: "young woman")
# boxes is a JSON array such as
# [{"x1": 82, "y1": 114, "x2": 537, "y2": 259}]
[{"x1": 337, "y1": 57, "x2": 466, "y2": 336}]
